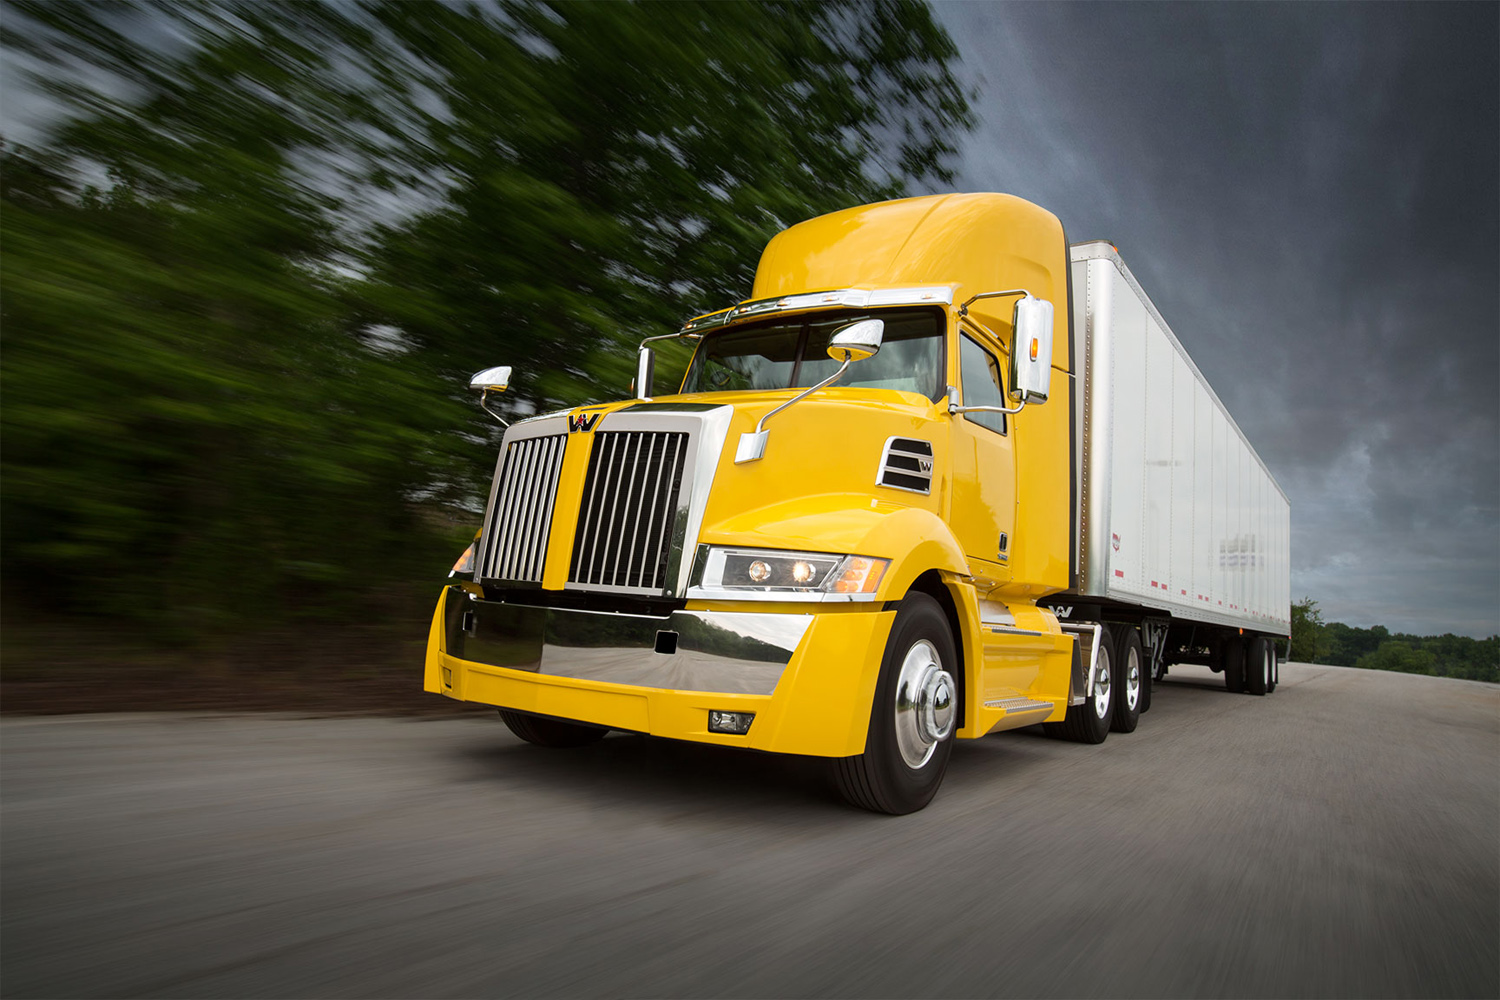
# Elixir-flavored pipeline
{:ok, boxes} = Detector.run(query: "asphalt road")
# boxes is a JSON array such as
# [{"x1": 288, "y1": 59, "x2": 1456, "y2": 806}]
[{"x1": 3, "y1": 662, "x2": 1496, "y2": 999}]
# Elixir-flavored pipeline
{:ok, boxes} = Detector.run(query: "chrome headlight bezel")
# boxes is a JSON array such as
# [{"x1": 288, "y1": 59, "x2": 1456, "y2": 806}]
[{"x1": 686, "y1": 546, "x2": 889, "y2": 603}]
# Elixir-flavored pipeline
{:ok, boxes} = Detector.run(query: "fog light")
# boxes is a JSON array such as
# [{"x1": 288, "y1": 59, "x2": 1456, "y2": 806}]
[{"x1": 708, "y1": 710, "x2": 755, "y2": 735}]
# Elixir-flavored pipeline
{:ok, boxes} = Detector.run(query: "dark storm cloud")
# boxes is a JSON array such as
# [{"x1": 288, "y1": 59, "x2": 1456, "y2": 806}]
[{"x1": 934, "y1": 2, "x2": 1498, "y2": 636}]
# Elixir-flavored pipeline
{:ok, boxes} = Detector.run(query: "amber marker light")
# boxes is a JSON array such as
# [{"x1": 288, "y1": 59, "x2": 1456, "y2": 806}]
[
  {"x1": 449, "y1": 538, "x2": 478, "y2": 576},
  {"x1": 832, "y1": 556, "x2": 888, "y2": 594}
]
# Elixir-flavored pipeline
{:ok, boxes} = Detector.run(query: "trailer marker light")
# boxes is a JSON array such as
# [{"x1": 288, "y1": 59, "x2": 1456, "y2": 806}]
[{"x1": 709, "y1": 711, "x2": 755, "y2": 735}]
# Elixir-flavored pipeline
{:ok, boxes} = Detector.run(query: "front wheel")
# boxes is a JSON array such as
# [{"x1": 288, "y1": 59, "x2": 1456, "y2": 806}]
[
  {"x1": 834, "y1": 592, "x2": 958, "y2": 815},
  {"x1": 499, "y1": 709, "x2": 609, "y2": 748}
]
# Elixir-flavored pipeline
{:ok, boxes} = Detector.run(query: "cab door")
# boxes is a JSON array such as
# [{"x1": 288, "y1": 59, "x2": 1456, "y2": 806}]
[{"x1": 949, "y1": 331, "x2": 1016, "y2": 586}]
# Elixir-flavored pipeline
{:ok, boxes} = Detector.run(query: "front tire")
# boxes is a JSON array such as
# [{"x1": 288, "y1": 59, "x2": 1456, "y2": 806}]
[
  {"x1": 1045, "y1": 624, "x2": 1114, "y2": 744},
  {"x1": 1111, "y1": 627, "x2": 1143, "y2": 733},
  {"x1": 499, "y1": 709, "x2": 609, "y2": 748},
  {"x1": 834, "y1": 593, "x2": 958, "y2": 815}
]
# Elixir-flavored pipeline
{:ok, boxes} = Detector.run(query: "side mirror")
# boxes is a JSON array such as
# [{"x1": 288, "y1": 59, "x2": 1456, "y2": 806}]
[
  {"x1": 469, "y1": 366, "x2": 512, "y2": 393},
  {"x1": 469, "y1": 366, "x2": 512, "y2": 426},
  {"x1": 1009, "y1": 296, "x2": 1053, "y2": 402},
  {"x1": 635, "y1": 347, "x2": 655, "y2": 400},
  {"x1": 827, "y1": 319, "x2": 884, "y2": 362}
]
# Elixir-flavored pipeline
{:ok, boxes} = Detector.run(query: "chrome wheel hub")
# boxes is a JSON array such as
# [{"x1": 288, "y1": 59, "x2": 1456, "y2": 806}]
[
  {"x1": 894, "y1": 640, "x2": 955, "y2": 769},
  {"x1": 1092, "y1": 652, "x2": 1113, "y2": 720},
  {"x1": 1124, "y1": 647, "x2": 1141, "y2": 710}
]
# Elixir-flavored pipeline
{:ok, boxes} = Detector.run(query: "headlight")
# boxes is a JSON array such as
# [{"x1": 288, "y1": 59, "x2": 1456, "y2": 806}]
[
  {"x1": 692, "y1": 547, "x2": 888, "y2": 601},
  {"x1": 449, "y1": 537, "x2": 478, "y2": 576}
]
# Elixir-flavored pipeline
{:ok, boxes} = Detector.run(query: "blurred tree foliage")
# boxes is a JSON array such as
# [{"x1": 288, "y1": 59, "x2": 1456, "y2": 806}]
[
  {"x1": 1288, "y1": 600, "x2": 1497, "y2": 683},
  {"x1": 0, "y1": 0, "x2": 973, "y2": 640}
]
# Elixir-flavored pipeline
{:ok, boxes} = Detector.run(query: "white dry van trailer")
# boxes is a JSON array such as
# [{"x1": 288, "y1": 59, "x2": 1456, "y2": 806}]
[{"x1": 1047, "y1": 241, "x2": 1291, "y2": 694}]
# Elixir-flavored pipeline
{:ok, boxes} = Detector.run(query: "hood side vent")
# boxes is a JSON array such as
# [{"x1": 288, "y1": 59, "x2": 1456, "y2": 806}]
[{"x1": 878, "y1": 437, "x2": 934, "y2": 494}]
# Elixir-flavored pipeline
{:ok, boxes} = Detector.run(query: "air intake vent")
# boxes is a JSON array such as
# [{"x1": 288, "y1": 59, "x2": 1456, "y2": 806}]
[
  {"x1": 878, "y1": 437, "x2": 934, "y2": 494},
  {"x1": 569, "y1": 431, "x2": 689, "y2": 593},
  {"x1": 477, "y1": 433, "x2": 567, "y2": 583}
]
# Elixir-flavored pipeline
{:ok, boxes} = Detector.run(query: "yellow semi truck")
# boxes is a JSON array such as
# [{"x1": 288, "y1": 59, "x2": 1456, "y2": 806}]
[{"x1": 425, "y1": 193, "x2": 1291, "y2": 813}]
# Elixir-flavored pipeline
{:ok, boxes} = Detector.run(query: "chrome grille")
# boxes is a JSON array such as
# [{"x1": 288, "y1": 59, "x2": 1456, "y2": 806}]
[
  {"x1": 477, "y1": 433, "x2": 566, "y2": 583},
  {"x1": 569, "y1": 430, "x2": 688, "y2": 592}
]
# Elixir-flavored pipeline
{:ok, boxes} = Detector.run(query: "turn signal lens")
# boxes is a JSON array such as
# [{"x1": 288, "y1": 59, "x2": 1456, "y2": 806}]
[
  {"x1": 832, "y1": 556, "x2": 888, "y2": 594},
  {"x1": 449, "y1": 538, "x2": 478, "y2": 576}
]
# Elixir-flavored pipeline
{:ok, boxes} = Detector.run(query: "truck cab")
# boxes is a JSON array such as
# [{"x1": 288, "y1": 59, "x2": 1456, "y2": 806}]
[{"x1": 428, "y1": 194, "x2": 1129, "y2": 812}]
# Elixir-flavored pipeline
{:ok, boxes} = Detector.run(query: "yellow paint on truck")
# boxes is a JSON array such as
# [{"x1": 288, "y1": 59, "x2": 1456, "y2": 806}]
[{"x1": 429, "y1": 194, "x2": 1109, "y2": 812}]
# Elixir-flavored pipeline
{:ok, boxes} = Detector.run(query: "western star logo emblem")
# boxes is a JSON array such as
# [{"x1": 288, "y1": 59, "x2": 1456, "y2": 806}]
[
  {"x1": 918, "y1": 457, "x2": 933, "y2": 474},
  {"x1": 569, "y1": 412, "x2": 601, "y2": 433}
]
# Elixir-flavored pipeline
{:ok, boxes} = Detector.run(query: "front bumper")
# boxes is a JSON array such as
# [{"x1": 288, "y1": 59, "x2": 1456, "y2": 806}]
[{"x1": 425, "y1": 585, "x2": 894, "y2": 757}]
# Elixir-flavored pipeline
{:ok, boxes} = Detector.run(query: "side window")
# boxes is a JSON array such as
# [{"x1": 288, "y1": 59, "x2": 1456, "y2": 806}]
[{"x1": 959, "y1": 334, "x2": 1008, "y2": 435}]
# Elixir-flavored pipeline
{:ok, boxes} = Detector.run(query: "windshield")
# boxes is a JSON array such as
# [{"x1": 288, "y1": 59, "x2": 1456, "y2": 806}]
[{"x1": 680, "y1": 308, "x2": 945, "y2": 399}]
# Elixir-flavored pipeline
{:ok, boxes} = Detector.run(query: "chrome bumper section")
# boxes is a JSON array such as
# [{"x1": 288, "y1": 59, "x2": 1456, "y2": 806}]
[{"x1": 443, "y1": 586, "x2": 809, "y2": 696}]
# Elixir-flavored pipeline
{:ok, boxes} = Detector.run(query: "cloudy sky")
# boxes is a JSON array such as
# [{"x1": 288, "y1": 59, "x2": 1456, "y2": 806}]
[{"x1": 928, "y1": 3, "x2": 1498, "y2": 637}]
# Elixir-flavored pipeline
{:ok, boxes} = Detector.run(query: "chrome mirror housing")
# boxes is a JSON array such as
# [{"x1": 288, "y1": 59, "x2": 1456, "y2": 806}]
[
  {"x1": 469, "y1": 366, "x2": 513, "y2": 426},
  {"x1": 1009, "y1": 296, "x2": 1054, "y2": 402},
  {"x1": 634, "y1": 347, "x2": 655, "y2": 400},
  {"x1": 469, "y1": 366, "x2": 512, "y2": 393},
  {"x1": 826, "y1": 319, "x2": 884, "y2": 363}
]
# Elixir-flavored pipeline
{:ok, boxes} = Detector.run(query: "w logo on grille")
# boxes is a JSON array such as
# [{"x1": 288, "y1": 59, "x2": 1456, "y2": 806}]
[{"x1": 569, "y1": 412, "x2": 601, "y2": 433}]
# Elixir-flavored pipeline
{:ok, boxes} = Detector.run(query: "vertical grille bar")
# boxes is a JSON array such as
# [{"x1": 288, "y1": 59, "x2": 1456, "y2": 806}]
[
  {"x1": 569, "y1": 430, "x2": 689, "y2": 593},
  {"x1": 477, "y1": 433, "x2": 566, "y2": 584}
]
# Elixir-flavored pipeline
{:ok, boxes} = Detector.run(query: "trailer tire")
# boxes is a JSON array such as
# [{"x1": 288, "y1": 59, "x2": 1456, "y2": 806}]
[
  {"x1": 1045, "y1": 625, "x2": 1114, "y2": 744},
  {"x1": 1269, "y1": 653, "x2": 1279, "y2": 693},
  {"x1": 1223, "y1": 637, "x2": 1245, "y2": 693},
  {"x1": 499, "y1": 709, "x2": 609, "y2": 748},
  {"x1": 1111, "y1": 628, "x2": 1143, "y2": 733},
  {"x1": 834, "y1": 593, "x2": 957, "y2": 815},
  {"x1": 1246, "y1": 636, "x2": 1271, "y2": 696}
]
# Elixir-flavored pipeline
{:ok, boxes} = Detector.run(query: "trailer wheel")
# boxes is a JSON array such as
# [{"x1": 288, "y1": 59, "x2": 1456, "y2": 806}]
[
  {"x1": 1269, "y1": 652, "x2": 1279, "y2": 693},
  {"x1": 499, "y1": 709, "x2": 609, "y2": 748},
  {"x1": 1045, "y1": 625, "x2": 1114, "y2": 744},
  {"x1": 1223, "y1": 637, "x2": 1245, "y2": 693},
  {"x1": 1111, "y1": 628, "x2": 1143, "y2": 733},
  {"x1": 834, "y1": 593, "x2": 957, "y2": 814},
  {"x1": 1246, "y1": 636, "x2": 1271, "y2": 696}
]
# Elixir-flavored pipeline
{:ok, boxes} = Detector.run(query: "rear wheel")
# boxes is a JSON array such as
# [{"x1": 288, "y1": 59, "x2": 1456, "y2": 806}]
[
  {"x1": 499, "y1": 709, "x2": 609, "y2": 748},
  {"x1": 1223, "y1": 637, "x2": 1245, "y2": 693},
  {"x1": 1045, "y1": 625, "x2": 1114, "y2": 744},
  {"x1": 834, "y1": 593, "x2": 958, "y2": 815},
  {"x1": 1111, "y1": 627, "x2": 1143, "y2": 733},
  {"x1": 1246, "y1": 636, "x2": 1271, "y2": 696}
]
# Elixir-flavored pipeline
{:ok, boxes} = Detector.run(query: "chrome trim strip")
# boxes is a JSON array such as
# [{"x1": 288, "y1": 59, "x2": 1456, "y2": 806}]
[
  {"x1": 1080, "y1": 259, "x2": 1115, "y2": 597},
  {"x1": 680, "y1": 286, "x2": 955, "y2": 334},
  {"x1": 982, "y1": 624, "x2": 1046, "y2": 637},
  {"x1": 984, "y1": 697, "x2": 1055, "y2": 714},
  {"x1": 445, "y1": 590, "x2": 811, "y2": 696}
]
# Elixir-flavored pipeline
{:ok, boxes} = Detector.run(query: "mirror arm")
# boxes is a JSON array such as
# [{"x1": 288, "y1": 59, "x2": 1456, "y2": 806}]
[
  {"x1": 479, "y1": 389, "x2": 510, "y2": 428},
  {"x1": 958, "y1": 288, "x2": 1034, "y2": 317},
  {"x1": 753, "y1": 354, "x2": 854, "y2": 437}
]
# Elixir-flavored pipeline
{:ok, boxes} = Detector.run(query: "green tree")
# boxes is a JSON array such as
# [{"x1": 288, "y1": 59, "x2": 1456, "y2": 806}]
[
  {"x1": 1, "y1": 0, "x2": 974, "y2": 642},
  {"x1": 1288, "y1": 596, "x2": 1325, "y2": 662},
  {"x1": 1356, "y1": 641, "x2": 1438, "y2": 676},
  {"x1": 360, "y1": 0, "x2": 974, "y2": 488}
]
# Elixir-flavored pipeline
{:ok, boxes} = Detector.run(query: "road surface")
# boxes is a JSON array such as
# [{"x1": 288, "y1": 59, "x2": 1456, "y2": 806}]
[{"x1": 3, "y1": 662, "x2": 1496, "y2": 998}]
